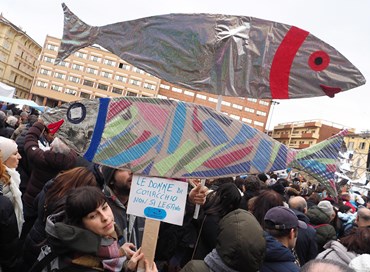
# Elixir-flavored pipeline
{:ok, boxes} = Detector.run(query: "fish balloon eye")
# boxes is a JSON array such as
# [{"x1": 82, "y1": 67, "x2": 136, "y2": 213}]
[
  {"x1": 308, "y1": 51, "x2": 330, "y2": 71},
  {"x1": 67, "y1": 102, "x2": 87, "y2": 124}
]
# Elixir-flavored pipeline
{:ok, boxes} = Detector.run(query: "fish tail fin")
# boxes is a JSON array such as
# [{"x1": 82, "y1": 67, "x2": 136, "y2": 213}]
[
  {"x1": 56, "y1": 3, "x2": 99, "y2": 63},
  {"x1": 288, "y1": 129, "x2": 348, "y2": 197}
]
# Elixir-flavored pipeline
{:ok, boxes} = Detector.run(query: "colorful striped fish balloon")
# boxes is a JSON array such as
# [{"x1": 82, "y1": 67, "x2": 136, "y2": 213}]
[
  {"x1": 42, "y1": 97, "x2": 346, "y2": 196},
  {"x1": 56, "y1": 4, "x2": 365, "y2": 99}
]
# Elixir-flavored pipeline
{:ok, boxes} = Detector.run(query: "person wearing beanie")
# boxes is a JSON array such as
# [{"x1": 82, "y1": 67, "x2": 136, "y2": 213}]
[
  {"x1": 181, "y1": 209, "x2": 266, "y2": 272},
  {"x1": 0, "y1": 136, "x2": 24, "y2": 236},
  {"x1": 21, "y1": 121, "x2": 77, "y2": 241},
  {"x1": 306, "y1": 200, "x2": 337, "y2": 252}
]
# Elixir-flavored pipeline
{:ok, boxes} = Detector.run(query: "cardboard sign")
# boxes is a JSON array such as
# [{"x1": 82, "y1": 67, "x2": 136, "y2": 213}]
[{"x1": 127, "y1": 175, "x2": 188, "y2": 226}]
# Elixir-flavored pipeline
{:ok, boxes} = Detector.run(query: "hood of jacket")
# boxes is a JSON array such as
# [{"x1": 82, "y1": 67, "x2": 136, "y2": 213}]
[
  {"x1": 263, "y1": 232, "x2": 296, "y2": 263},
  {"x1": 318, "y1": 240, "x2": 358, "y2": 265},
  {"x1": 45, "y1": 211, "x2": 101, "y2": 254},
  {"x1": 216, "y1": 209, "x2": 265, "y2": 271},
  {"x1": 306, "y1": 205, "x2": 331, "y2": 224}
]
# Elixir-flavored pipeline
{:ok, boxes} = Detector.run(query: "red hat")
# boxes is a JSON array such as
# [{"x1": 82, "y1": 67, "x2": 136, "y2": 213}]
[{"x1": 47, "y1": 119, "x2": 64, "y2": 135}]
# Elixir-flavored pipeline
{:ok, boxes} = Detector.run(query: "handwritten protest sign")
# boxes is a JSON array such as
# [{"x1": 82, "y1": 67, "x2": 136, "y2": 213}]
[{"x1": 127, "y1": 175, "x2": 188, "y2": 226}]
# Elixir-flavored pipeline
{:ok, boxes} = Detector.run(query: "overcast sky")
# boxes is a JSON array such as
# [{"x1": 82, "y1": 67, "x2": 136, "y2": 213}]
[{"x1": 2, "y1": 0, "x2": 369, "y2": 132}]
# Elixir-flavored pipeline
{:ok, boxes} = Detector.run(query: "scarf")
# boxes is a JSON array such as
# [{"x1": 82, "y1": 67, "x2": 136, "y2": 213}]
[
  {"x1": 204, "y1": 249, "x2": 239, "y2": 272},
  {"x1": 4, "y1": 166, "x2": 24, "y2": 235},
  {"x1": 103, "y1": 185, "x2": 137, "y2": 246}
]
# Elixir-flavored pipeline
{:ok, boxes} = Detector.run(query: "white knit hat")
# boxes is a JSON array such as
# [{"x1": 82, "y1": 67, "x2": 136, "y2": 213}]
[
  {"x1": 349, "y1": 254, "x2": 370, "y2": 272},
  {"x1": 0, "y1": 136, "x2": 18, "y2": 162},
  {"x1": 318, "y1": 200, "x2": 335, "y2": 218}
]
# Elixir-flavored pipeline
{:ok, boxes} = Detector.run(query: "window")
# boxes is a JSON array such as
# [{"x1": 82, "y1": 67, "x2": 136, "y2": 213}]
[
  {"x1": 83, "y1": 80, "x2": 94, "y2": 87},
  {"x1": 90, "y1": 55, "x2": 101, "y2": 62},
  {"x1": 103, "y1": 59, "x2": 116, "y2": 66},
  {"x1": 247, "y1": 98, "x2": 257, "y2": 103},
  {"x1": 129, "y1": 79, "x2": 141, "y2": 86},
  {"x1": 115, "y1": 75, "x2": 127, "y2": 83},
  {"x1": 54, "y1": 72, "x2": 66, "y2": 79},
  {"x1": 359, "y1": 142, "x2": 366, "y2": 149},
  {"x1": 254, "y1": 121, "x2": 264, "y2": 127},
  {"x1": 46, "y1": 44, "x2": 58, "y2": 51},
  {"x1": 143, "y1": 83, "x2": 156, "y2": 90},
  {"x1": 72, "y1": 64, "x2": 83, "y2": 71},
  {"x1": 36, "y1": 81, "x2": 48, "y2": 88},
  {"x1": 40, "y1": 68, "x2": 51, "y2": 76},
  {"x1": 160, "y1": 84, "x2": 170, "y2": 90},
  {"x1": 232, "y1": 104, "x2": 242, "y2": 110},
  {"x1": 208, "y1": 97, "x2": 218, "y2": 103},
  {"x1": 57, "y1": 61, "x2": 69, "y2": 68},
  {"x1": 86, "y1": 67, "x2": 98, "y2": 75},
  {"x1": 98, "y1": 83, "x2": 108, "y2": 91},
  {"x1": 221, "y1": 101, "x2": 231, "y2": 107},
  {"x1": 184, "y1": 90, "x2": 194, "y2": 97},
  {"x1": 80, "y1": 92, "x2": 91, "y2": 99},
  {"x1": 43, "y1": 56, "x2": 54, "y2": 63},
  {"x1": 75, "y1": 52, "x2": 87, "y2": 59},
  {"x1": 112, "y1": 87, "x2": 123, "y2": 95},
  {"x1": 244, "y1": 107, "x2": 255, "y2": 113},
  {"x1": 347, "y1": 142, "x2": 354, "y2": 150},
  {"x1": 126, "y1": 91, "x2": 137, "y2": 97},
  {"x1": 256, "y1": 110, "x2": 267, "y2": 116},
  {"x1": 172, "y1": 87, "x2": 182, "y2": 93},
  {"x1": 51, "y1": 84, "x2": 63, "y2": 92},
  {"x1": 132, "y1": 67, "x2": 145, "y2": 74},
  {"x1": 68, "y1": 76, "x2": 80, "y2": 83},
  {"x1": 157, "y1": 94, "x2": 167, "y2": 99},
  {"x1": 196, "y1": 94, "x2": 206, "y2": 100},
  {"x1": 65, "y1": 88, "x2": 77, "y2": 95},
  {"x1": 100, "y1": 71, "x2": 112, "y2": 79},
  {"x1": 259, "y1": 100, "x2": 269, "y2": 106},
  {"x1": 230, "y1": 114, "x2": 240, "y2": 120},
  {"x1": 119, "y1": 63, "x2": 130, "y2": 70}
]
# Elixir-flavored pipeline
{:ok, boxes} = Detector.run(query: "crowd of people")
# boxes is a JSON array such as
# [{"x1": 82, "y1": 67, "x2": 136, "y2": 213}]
[{"x1": 0, "y1": 103, "x2": 369, "y2": 272}]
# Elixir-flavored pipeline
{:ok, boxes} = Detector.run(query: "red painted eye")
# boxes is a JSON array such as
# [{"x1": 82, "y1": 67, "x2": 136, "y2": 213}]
[{"x1": 308, "y1": 51, "x2": 330, "y2": 71}]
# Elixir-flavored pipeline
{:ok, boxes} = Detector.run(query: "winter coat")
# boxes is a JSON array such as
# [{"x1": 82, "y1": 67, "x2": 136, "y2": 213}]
[
  {"x1": 0, "y1": 195, "x2": 19, "y2": 272},
  {"x1": 291, "y1": 209, "x2": 318, "y2": 265},
  {"x1": 306, "y1": 205, "x2": 337, "y2": 252},
  {"x1": 23, "y1": 122, "x2": 77, "y2": 211},
  {"x1": 15, "y1": 126, "x2": 32, "y2": 194},
  {"x1": 181, "y1": 209, "x2": 266, "y2": 272},
  {"x1": 41, "y1": 212, "x2": 125, "y2": 272},
  {"x1": 260, "y1": 233, "x2": 299, "y2": 272},
  {"x1": 22, "y1": 180, "x2": 59, "y2": 267},
  {"x1": 316, "y1": 240, "x2": 358, "y2": 266}
]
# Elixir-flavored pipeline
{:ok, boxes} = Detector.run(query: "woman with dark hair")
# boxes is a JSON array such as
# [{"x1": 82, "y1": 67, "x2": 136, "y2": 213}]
[
  {"x1": 316, "y1": 226, "x2": 370, "y2": 266},
  {"x1": 250, "y1": 189, "x2": 284, "y2": 228},
  {"x1": 22, "y1": 167, "x2": 98, "y2": 268},
  {"x1": 44, "y1": 186, "x2": 156, "y2": 272},
  {"x1": 192, "y1": 182, "x2": 242, "y2": 260}
]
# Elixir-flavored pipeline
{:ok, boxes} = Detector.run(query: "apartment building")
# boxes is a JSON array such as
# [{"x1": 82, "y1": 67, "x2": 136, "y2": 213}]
[
  {"x1": 31, "y1": 35, "x2": 271, "y2": 131},
  {"x1": 272, "y1": 119, "x2": 352, "y2": 149},
  {"x1": 344, "y1": 132, "x2": 370, "y2": 180},
  {"x1": 0, "y1": 14, "x2": 42, "y2": 98}
]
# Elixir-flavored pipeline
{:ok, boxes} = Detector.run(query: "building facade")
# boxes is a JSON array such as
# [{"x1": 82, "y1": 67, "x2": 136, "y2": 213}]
[
  {"x1": 272, "y1": 119, "x2": 352, "y2": 149},
  {"x1": 31, "y1": 35, "x2": 271, "y2": 132},
  {"x1": 0, "y1": 14, "x2": 42, "y2": 98},
  {"x1": 343, "y1": 132, "x2": 370, "y2": 180}
]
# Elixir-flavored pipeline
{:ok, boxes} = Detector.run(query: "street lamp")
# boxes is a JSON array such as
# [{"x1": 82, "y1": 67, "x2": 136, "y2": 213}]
[{"x1": 267, "y1": 101, "x2": 280, "y2": 132}]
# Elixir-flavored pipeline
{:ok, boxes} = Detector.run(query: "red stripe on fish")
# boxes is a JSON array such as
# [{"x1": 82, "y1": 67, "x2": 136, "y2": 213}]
[
  {"x1": 203, "y1": 146, "x2": 254, "y2": 168},
  {"x1": 127, "y1": 130, "x2": 151, "y2": 149},
  {"x1": 192, "y1": 107, "x2": 203, "y2": 133},
  {"x1": 270, "y1": 26, "x2": 309, "y2": 99}
]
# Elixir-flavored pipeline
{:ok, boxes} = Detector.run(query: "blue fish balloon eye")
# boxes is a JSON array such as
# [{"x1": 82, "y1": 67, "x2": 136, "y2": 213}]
[{"x1": 67, "y1": 102, "x2": 87, "y2": 124}]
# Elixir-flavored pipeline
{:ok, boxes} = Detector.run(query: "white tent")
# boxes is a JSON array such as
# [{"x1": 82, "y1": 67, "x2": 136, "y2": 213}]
[{"x1": 0, "y1": 82, "x2": 15, "y2": 98}]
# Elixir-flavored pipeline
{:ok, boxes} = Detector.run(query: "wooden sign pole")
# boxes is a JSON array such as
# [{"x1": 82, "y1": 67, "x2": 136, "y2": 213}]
[{"x1": 137, "y1": 218, "x2": 161, "y2": 272}]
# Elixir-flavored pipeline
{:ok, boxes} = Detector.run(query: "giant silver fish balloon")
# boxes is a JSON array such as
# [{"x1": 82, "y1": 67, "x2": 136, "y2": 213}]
[
  {"x1": 42, "y1": 97, "x2": 346, "y2": 196},
  {"x1": 56, "y1": 3, "x2": 365, "y2": 99}
]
